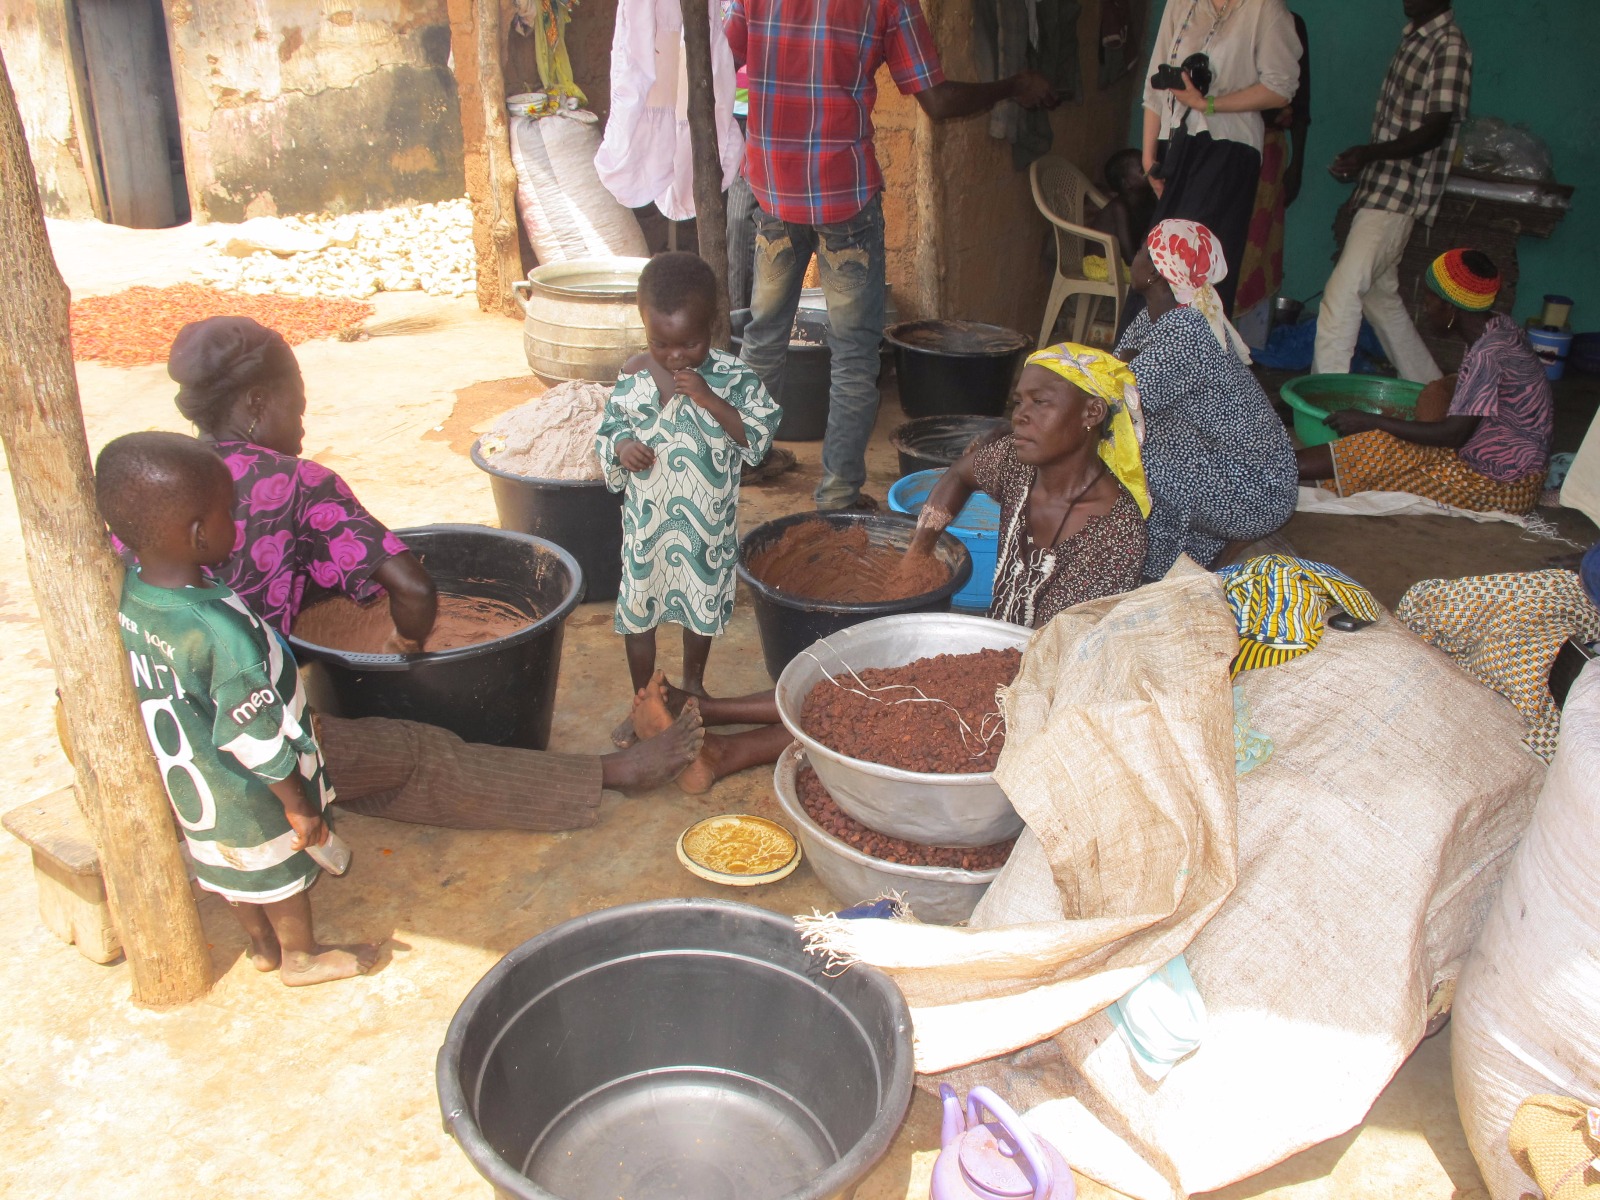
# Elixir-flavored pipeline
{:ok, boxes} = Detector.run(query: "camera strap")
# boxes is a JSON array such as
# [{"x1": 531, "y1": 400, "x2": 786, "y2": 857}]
[
  {"x1": 1166, "y1": 0, "x2": 1240, "y2": 61},
  {"x1": 1161, "y1": 0, "x2": 1239, "y2": 126}
]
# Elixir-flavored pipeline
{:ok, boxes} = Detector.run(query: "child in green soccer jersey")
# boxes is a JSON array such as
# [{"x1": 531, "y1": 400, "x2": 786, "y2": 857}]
[{"x1": 96, "y1": 432, "x2": 379, "y2": 987}]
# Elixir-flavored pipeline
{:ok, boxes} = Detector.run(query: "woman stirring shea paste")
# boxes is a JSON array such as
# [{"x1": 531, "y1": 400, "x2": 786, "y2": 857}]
[
  {"x1": 906, "y1": 343, "x2": 1149, "y2": 625},
  {"x1": 126, "y1": 316, "x2": 707, "y2": 832},
  {"x1": 614, "y1": 341, "x2": 1151, "y2": 792}
]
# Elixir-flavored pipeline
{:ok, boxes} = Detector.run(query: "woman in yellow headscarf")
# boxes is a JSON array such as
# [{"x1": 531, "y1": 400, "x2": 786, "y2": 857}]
[
  {"x1": 602, "y1": 343, "x2": 1149, "y2": 793},
  {"x1": 908, "y1": 342, "x2": 1151, "y2": 627}
]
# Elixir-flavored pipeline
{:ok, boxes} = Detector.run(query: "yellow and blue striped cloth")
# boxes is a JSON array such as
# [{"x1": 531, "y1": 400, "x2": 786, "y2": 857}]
[{"x1": 1217, "y1": 554, "x2": 1381, "y2": 677}]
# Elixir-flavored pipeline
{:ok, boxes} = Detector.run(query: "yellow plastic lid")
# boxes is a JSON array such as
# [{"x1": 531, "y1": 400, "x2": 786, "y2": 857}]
[{"x1": 676, "y1": 814, "x2": 801, "y2": 886}]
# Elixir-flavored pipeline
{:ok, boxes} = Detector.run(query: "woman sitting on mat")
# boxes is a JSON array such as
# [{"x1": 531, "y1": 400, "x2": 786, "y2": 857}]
[
  {"x1": 144, "y1": 315, "x2": 705, "y2": 830},
  {"x1": 1296, "y1": 249, "x2": 1554, "y2": 516},
  {"x1": 1118, "y1": 218, "x2": 1298, "y2": 579},
  {"x1": 618, "y1": 341, "x2": 1150, "y2": 789}
]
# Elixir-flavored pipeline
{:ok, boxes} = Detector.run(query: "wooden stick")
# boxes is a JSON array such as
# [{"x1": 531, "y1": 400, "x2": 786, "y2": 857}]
[
  {"x1": 0, "y1": 48, "x2": 211, "y2": 1006},
  {"x1": 478, "y1": 0, "x2": 523, "y2": 317},
  {"x1": 679, "y1": 0, "x2": 733, "y2": 349}
]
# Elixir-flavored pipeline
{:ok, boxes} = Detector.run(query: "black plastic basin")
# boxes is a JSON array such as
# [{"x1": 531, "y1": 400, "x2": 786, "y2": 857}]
[
  {"x1": 737, "y1": 511, "x2": 973, "y2": 680},
  {"x1": 437, "y1": 898, "x2": 914, "y2": 1200},
  {"x1": 731, "y1": 307, "x2": 832, "y2": 441},
  {"x1": 885, "y1": 320, "x2": 1031, "y2": 419},
  {"x1": 888, "y1": 414, "x2": 1013, "y2": 476},
  {"x1": 471, "y1": 438, "x2": 624, "y2": 602},
  {"x1": 289, "y1": 524, "x2": 581, "y2": 750}
]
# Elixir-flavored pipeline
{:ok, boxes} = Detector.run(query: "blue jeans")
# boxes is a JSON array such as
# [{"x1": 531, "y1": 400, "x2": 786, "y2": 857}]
[{"x1": 741, "y1": 194, "x2": 886, "y2": 509}]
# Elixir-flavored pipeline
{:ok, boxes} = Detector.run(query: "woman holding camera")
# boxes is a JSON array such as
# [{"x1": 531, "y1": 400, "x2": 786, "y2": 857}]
[{"x1": 1142, "y1": 0, "x2": 1302, "y2": 316}]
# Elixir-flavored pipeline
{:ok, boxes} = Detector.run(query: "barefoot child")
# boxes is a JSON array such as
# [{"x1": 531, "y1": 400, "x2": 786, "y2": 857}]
[
  {"x1": 96, "y1": 432, "x2": 379, "y2": 987},
  {"x1": 597, "y1": 252, "x2": 781, "y2": 696}
]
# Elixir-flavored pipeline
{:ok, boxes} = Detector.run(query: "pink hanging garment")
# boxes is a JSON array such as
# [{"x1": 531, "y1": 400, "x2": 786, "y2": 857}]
[{"x1": 594, "y1": 0, "x2": 744, "y2": 221}]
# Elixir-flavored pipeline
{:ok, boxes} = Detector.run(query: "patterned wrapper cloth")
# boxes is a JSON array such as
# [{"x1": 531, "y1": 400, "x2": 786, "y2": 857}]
[
  {"x1": 1216, "y1": 553, "x2": 1381, "y2": 677},
  {"x1": 1145, "y1": 218, "x2": 1253, "y2": 363},
  {"x1": 1397, "y1": 569, "x2": 1600, "y2": 761}
]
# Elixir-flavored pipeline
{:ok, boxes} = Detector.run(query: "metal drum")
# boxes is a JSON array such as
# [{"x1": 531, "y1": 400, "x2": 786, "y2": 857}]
[{"x1": 513, "y1": 256, "x2": 649, "y2": 383}]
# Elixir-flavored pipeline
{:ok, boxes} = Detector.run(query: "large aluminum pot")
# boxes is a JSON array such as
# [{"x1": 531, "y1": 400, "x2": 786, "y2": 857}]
[
  {"x1": 774, "y1": 745, "x2": 1001, "y2": 925},
  {"x1": 513, "y1": 256, "x2": 649, "y2": 383},
  {"x1": 774, "y1": 612, "x2": 1031, "y2": 848}
]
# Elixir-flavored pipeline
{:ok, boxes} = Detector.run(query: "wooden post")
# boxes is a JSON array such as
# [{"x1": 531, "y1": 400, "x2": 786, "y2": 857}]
[
  {"x1": 0, "y1": 48, "x2": 211, "y2": 1006},
  {"x1": 479, "y1": 0, "x2": 522, "y2": 316},
  {"x1": 679, "y1": 0, "x2": 732, "y2": 349}
]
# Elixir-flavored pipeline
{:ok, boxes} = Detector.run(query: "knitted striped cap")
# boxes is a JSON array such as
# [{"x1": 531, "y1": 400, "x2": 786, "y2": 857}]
[{"x1": 1426, "y1": 249, "x2": 1500, "y2": 312}]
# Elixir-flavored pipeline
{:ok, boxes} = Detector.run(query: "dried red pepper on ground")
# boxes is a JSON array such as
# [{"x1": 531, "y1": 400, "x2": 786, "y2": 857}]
[{"x1": 70, "y1": 284, "x2": 373, "y2": 367}]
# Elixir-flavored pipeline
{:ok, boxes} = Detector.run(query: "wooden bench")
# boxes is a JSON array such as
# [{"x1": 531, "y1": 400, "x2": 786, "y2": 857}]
[{"x1": 3, "y1": 787, "x2": 121, "y2": 964}]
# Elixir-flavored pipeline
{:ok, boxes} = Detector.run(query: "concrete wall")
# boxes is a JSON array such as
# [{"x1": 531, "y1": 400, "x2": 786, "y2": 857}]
[
  {"x1": 1, "y1": 0, "x2": 96, "y2": 218},
  {"x1": 164, "y1": 0, "x2": 465, "y2": 222},
  {"x1": 1282, "y1": 1, "x2": 1599, "y2": 326}
]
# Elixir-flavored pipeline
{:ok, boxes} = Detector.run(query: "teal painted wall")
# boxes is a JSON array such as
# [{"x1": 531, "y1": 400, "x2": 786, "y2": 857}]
[{"x1": 1129, "y1": 2, "x2": 1599, "y2": 328}]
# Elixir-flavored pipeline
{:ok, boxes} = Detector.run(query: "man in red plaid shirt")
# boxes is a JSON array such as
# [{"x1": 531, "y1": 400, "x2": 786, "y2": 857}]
[{"x1": 726, "y1": 0, "x2": 1055, "y2": 510}]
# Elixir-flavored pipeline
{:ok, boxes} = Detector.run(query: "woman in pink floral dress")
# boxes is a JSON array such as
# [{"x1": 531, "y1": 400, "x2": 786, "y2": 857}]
[
  {"x1": 124, "y1": 316, "x2": 706, "y2": 832},
  {"x1": 167, "y1": 315, "x2": 438, "y2": 649}
]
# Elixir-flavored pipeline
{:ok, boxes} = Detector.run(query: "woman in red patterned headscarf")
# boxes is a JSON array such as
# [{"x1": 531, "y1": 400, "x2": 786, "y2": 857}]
[{"x1": 1116, "y1": 219, "x2": 1298, "y2": 578}]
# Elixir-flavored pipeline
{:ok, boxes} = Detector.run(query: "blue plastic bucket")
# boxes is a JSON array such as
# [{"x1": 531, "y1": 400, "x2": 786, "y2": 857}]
[
  {"x1": 1527, "y1": 325, "x2": 1573, "y2": 381},
  {"x1": 887, "y1": 470, "x2": 1000, "y2": 612}
]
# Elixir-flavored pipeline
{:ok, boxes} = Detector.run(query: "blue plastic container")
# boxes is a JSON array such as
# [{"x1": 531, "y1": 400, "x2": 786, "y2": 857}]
[
  {"x1": 1527, "y1": 325, "x2": 1573, "y2": 381},
  {"x1": 887, "y1": 469, "x2": 1000, "y2": 613}
]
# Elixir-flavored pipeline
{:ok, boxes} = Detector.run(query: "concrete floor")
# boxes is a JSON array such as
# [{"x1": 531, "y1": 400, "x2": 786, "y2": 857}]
[{"x1": 3, "y1": 219, "x2": 1593, "y2": 1199}]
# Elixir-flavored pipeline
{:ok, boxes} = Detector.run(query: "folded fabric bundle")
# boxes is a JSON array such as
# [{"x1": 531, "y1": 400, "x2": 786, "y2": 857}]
[
  {"x1": 1397, "y1": 569, "x2": 1600, "y2": 761},
  {"x1": 1216, "y1": 553, "x2": 1381, "y2": 677}
]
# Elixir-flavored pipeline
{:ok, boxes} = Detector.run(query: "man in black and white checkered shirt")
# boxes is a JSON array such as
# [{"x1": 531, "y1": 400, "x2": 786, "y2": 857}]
[{"x1": 1312, "y1": 0, "x2": 1472, "y2": 383}]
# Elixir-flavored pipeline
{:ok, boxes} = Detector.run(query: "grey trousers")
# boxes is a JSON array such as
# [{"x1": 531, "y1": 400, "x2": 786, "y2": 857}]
[
  {"x1": 316, "y1": 714, "x2": 602, "y2": 832},
  {"x1": 726, "y1": 171, "x2": 758, "y2": 312}
]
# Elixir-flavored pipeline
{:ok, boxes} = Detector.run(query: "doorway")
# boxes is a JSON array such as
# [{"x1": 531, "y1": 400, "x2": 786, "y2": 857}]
[{"x1": 70, "y1": 0, "x2": 189, "y2": 228}]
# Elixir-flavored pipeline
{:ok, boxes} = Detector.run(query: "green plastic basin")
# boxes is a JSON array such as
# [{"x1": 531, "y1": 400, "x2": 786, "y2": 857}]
[{"x1": 1280, "y1": 374, "x2": 1424, "y2": 448}]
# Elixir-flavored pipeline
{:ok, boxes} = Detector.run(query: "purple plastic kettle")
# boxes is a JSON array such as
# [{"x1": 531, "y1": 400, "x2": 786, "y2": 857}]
[{"x1": 931, "y1": 1085, "x2": 1075, "y2": 1200}]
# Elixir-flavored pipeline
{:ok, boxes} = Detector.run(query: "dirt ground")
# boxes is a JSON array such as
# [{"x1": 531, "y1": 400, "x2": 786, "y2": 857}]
[{"x1": 3, "y1": 218, "x2": 1593, "y2": 1199}]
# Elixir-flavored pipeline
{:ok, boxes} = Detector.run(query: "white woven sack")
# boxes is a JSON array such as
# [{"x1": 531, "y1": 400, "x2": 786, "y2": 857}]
[
  {"x1": 937, "y1": 615, "x2": 1546, "y2": 1199},
  {"x1": 801, "y1": 560, "x2": 1241, "y2": 1073},
  {"x1": 508, "y1": 102, "x2": 647, "y2": 263},
  {"x1": 1452, "y1": 658, "x2": 1600, "y2": 1199}
]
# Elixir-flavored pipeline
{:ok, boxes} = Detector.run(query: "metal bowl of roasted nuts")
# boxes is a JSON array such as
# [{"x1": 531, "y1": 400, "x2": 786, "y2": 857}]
[{"x1": 773, "y1": 744, "x2": 1009, "y2": 925}]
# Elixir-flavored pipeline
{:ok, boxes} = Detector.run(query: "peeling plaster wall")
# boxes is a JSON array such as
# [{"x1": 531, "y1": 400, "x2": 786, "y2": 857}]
[
  {"x1": 165, "y1": 0, "x2": 465, "y2": 222},
  {"x1": 2, "y1": 0, "x2": 96, "y2": 218}
]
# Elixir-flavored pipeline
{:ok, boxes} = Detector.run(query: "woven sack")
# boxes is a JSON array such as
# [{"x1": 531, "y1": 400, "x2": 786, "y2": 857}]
[
  {"x1": 1508, "y1": 1094, "x2": 1600, "y2": 1200},
  {"x1": 935, "y1": 612, "x2": 1545, "y2": 1199},
  {"x1": 801, "y1": 559, "x2": 1241, "y2": 1072},
  {"x1": 507, "y1": 102, "x2": 646, "y2": 264},
  {"x1": 1453, "y1": 660, "x2": 1600, "y2": 1199}
]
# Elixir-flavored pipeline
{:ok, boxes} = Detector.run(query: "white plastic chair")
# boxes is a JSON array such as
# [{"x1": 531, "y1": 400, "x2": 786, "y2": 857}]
[{"x1": 1030, "y1": 156, "x2": 1125, "y2": 349}]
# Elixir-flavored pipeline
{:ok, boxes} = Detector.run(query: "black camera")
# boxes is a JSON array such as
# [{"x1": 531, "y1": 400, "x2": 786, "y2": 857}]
[{"x1": 1150, "y1": 52, "x2": 1213, "y2": 96}]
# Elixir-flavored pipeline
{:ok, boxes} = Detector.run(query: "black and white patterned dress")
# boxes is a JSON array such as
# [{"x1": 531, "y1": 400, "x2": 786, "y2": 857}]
[{"x1": 1117, "y1": 305, "x2": 1297, "y2": 578}]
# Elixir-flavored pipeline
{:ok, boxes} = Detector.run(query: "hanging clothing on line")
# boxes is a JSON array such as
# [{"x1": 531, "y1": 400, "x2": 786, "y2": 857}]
[
  {"x1": 594, "y1": 0, "x2": 745, "y2": 221},
  {"x1": 971, "y1": 0, "x2": 1081, "y2": 168}
]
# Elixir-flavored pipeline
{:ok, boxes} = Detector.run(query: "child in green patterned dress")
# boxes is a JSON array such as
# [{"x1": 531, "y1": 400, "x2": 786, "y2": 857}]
[
  {"x1": 597, "y1": 253, "x2": 781, "y2": 697},
  {"x1": 96, "y1": 432, "x2": 379, "y2": 987}
]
